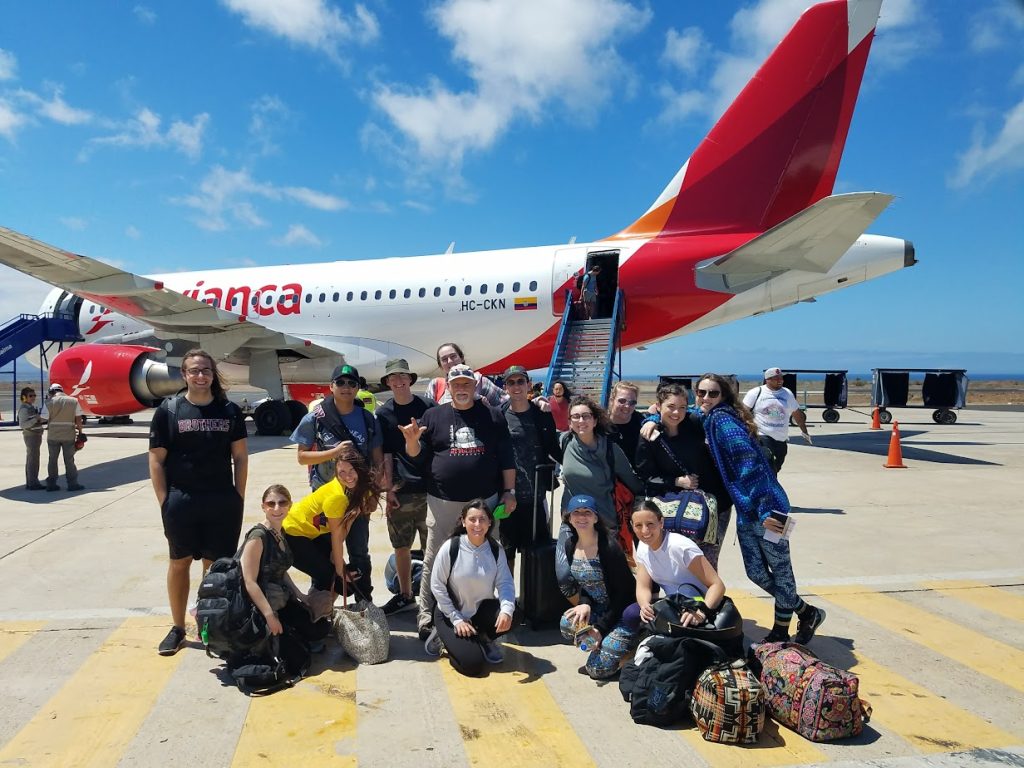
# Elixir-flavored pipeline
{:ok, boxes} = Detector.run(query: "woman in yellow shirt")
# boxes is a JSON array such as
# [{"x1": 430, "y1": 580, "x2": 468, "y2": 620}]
[{"x1": 282, "y1": 444, "x2": 382, "y2": 597}]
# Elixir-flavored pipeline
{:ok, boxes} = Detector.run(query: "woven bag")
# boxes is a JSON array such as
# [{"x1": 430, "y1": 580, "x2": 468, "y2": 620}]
[{"x1": 690, "y1": 658, "x2": 765, "y2": 744}]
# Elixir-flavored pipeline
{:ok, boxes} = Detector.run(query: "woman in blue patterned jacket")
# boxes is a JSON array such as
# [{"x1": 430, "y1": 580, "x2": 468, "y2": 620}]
[{"x1": 695, "y1": 373, "x2": 826, "y2": 646}]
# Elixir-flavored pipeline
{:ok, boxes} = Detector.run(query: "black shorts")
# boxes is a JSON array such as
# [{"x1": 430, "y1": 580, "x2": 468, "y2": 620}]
[{"x1": 161, "y1": 486, "x2": 244, "y2": 561}]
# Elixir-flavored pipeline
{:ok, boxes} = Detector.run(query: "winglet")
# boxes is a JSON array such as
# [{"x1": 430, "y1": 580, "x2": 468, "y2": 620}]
[{"x1": 610, "y1": 0, "x2": 883, "y2": 240}]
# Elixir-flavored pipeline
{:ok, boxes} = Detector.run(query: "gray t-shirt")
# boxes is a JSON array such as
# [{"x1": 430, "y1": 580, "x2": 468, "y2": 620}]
[{"x1": 559, "y1": 432, "x2": 642, "y2": 527}]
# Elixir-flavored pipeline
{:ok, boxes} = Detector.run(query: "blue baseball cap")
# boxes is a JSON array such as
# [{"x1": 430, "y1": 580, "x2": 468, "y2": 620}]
[{"x1": 567, "y1": 494, "x2": 598, "y2": 513}]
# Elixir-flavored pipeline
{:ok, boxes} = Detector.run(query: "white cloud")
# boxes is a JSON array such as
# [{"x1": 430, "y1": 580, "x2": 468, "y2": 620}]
[
  {"x1": 967, "y1": 1, "x2": 1024, "y2": 53},
  {"x1": 60, "y1": 216, "x2": 88, "y2": 231},
  {"x1": 950, "y1": 96, "x2": 1024, "y2": 188},
  {"x1": 134, "y1": 5, "x2": 157, "y2": 25},
  {"x1": 0, "y1": 49, "x2": 16, "y2": 81},
  {"x1": 82, "y1": 108, "x2": 209, "y2": 160},
  {"x1": 0, "y1": 267, "x2": 53, "y2": 320},
  {"x1": 248, "y1": 95, "x2": 291, "y2": 156},
  {"x1": 0, "y1": 97, "x2": 27, "y2": 141},
  {"x1": 273, "y1": 224, "x2": 322, "y2": 247},
  {"x1": 370, "y1": 0, "x2": 649, "y2": 178},
  {"x1": 661, "y1": 27, "x2": 708, "y2": 76},
  {"x1": 125, "y1": 225, "x2": 142, "y2": 239},
  {"x1": 872, "y1": 0, "x2": 937, "y2": 70},
  {"x1": 173, "y1": 165, "x2": 348, "y2": 231},
  {"x1": 15, "y1": 87, "x2": 93, "y2": 125},
  {"x1": 655, "y1": 85, "x2": 708, "y2": 126},
  {"x1": 220, "y1": 0, "x2": 379, "y2": 63}
]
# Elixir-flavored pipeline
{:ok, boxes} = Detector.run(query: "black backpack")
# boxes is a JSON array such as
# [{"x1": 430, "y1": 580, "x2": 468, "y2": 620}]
[
  {"x1": 195, "y1": 527, "x2": 271, "y2": 660},
  {"x1": 619, "y1": 635, "x2": 723, "y2": 726},
  {"x1": 230, "y1": 631, "x2": 311, "y2": 696}
]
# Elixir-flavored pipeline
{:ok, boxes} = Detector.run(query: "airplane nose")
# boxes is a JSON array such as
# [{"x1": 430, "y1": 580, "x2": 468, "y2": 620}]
[{"x1": 904, "y1": 240, "x2": 917, "y2": 267}]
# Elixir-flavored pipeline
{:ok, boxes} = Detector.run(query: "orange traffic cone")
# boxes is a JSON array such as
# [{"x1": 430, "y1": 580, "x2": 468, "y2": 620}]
[
  {"x1": 883, "y1": 421, "x2": 907, "y2": 468},
  {"x1": 870, "y1": 407, "x2": 882, "y2": 430}
]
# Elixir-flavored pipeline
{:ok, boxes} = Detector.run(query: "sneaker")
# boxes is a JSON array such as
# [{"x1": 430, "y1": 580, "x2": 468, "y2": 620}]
[
  {"x1": 481, "y1": 639, "x2": 504, "y2": 664},
  {"x1": 67, "y1": 484, "x2": 85, "y2": 492},
  {"x1": 424, "y1": 628, "x2": 442, "y2": 657},
  {"x1": 417, "y1": 622, "x2": 434, "y2": 642},
  {"x1": 381, "y1": 593, "x2": 415, "y2": 615},
  {"x1": 27, "y1": 483, "x2": 46, "y2": 491},
  {"x1": 794, "y1": 606, "x2": 827, "y2": 645},
  {"x1": 158, "y1": 626, "x2": 186, "y2": 656},
  {"x1": 763, "y1": 627, "x2": 790, "y2": 644}
]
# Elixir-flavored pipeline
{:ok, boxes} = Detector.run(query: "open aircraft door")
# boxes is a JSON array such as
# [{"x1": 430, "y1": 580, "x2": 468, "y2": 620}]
[{"x1": 551, "y1": 247, "x2": 588, "y2": 316}]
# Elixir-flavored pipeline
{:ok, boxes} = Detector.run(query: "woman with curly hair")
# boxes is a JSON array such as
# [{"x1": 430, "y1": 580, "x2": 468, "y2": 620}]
[
  {"x1": 282, "y1": 444, "x2": 383, "y2": 599},
  {"x1": 695, "y1": 373, "x2": 825, "y2": 645}
]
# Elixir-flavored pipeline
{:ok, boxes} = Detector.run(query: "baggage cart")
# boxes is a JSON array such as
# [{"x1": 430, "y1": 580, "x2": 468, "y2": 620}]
[
  {"x1": 870, "y1": 368, "x2": 968, "y2": 424},
  {"x1": 776, "y1": 369, "x2": 849, "y2": 423}
]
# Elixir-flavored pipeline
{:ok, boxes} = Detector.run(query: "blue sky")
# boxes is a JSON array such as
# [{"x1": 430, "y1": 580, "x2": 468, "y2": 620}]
[{"x1": 2, "y1": 0, "x2": 1023, "y2": 377}]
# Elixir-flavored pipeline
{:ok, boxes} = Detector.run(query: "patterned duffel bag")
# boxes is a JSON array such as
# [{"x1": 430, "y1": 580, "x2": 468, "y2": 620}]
[
  {"x1": 753, "y1": 642, "x2": 871, "y2": 742},
  {"x1": 690, "y1": 657, "x2": 766, "y2": 744}
]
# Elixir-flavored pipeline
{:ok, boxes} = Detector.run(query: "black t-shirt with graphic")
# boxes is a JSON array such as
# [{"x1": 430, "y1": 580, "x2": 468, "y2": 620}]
[
  {"x1": 417, "y1": 401, "x2": 514, "y2": 502},
  {"x1": 149, "y1": 396, "x2": 247, "y2": 492}
]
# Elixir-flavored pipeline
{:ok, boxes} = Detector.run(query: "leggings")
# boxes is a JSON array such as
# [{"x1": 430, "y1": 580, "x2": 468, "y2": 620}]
[
  {"x1": 432, "y1": 599, "x2": 516, "y2": 677},
  {"x1": 560, "y1": 610, "x2": 639, "y2": 679},
  {"x1": 737, "y1": 523, "x2": 802, "y2": 623}
]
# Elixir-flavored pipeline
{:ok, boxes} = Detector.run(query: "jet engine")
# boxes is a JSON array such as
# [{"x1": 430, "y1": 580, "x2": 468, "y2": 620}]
[{"x1": 49, "y1": 345, "x2": 184, "y2": 417}]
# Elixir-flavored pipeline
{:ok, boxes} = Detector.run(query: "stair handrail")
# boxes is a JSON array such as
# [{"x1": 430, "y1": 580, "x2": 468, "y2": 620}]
[
  {"x1": 544, "y1": 289, "x2": 575, "y2": 397},
  {"x1": 599, "y1": 288, "x2": 625, "y2": 407}
]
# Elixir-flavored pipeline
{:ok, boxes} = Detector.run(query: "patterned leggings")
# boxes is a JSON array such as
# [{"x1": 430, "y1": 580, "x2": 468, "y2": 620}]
[
  {"x1": 736, "y1": 523, "x2": 803, "y2": 623},
  {"x1": 559, "y1": 612, "x2": 638, "y2": 679}
]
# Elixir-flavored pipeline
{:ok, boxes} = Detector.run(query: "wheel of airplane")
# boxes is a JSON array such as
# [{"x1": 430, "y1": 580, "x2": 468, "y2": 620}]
[
  {"x1": 285, "y1": 399, "x2": 307, "y2": 430},
  {"x1": 877, "y1": 409, "x2": 892, "y2": 425},
  {"x1": 254, "y1": 400, "x2": 291, "y2": 436},
  {"x1": 935, "y1": 409, "x2": 957, "y2": 425},
  {"x1": 822, "y1": 408, "x2": 840, "y2": 423}
]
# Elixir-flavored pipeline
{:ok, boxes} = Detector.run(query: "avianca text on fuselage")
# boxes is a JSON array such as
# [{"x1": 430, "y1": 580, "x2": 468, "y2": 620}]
[{"x1": 179, "y1": 279, "x2": 304, "y2": 318}]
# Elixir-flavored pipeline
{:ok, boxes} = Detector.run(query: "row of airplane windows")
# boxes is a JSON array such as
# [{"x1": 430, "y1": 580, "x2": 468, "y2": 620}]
[{"x1": 83, "y1": 279, "x2": 541, "y2": 315}]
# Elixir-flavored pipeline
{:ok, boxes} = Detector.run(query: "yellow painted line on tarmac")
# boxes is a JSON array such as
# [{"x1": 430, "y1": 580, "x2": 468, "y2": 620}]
[
  {"x1": 823, "y1": 586, "x2": 1024, "y2": 694},
  {"x1": 231, "y1": 662, "x2": 357, "y2": 768},
  {"x1": 920, "y1": 580, "x2": 1024, "y2": 623},
  {"x1": 0, "y1": 617, "x2": 184, "y2": 768},
  {"x1": 439, "y1": 643, "x2": 596, "y2": 768},
  {"x1": 0, "y1": 621, "x2": 46, "y2": 664},
  {"x1": 848, "y1": 652, "x2": 1019, "y2": 751}
]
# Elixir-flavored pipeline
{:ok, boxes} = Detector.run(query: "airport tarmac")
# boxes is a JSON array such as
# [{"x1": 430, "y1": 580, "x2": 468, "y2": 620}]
[{"x1": 0, "y1": 406, "x2": 1022, "y2": 768}]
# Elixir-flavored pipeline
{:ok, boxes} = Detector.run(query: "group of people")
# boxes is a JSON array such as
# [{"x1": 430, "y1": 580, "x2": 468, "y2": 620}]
[
  {"x1": 142, "y1": 343, "x2": 825, "y2": 682},
  {"x1": 18, "y1": 383, "x2": 85, "y2": 492}
]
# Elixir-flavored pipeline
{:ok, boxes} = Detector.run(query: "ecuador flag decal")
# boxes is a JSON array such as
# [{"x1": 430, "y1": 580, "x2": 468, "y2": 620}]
[{"x1": 514, "y1": 296, "x2": 538, "y2": 311}]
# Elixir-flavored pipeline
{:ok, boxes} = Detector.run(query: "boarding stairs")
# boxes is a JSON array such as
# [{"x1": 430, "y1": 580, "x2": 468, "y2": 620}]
[
  {"x1": 0, "y1": 312, "x2": 81, "y2": 425},
  {"x1": 545, "y1": 289, "x2": 624, "y2": 407}
]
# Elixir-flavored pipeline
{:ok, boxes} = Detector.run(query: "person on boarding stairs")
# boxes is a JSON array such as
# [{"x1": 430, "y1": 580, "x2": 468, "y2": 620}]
[
  {"x1": 239, "y1": 485, "x2": 331, "y2": 648},
  {"x1": 424, "y1": 500, "x2": 517, "y2": 677},
  {"x1": 696, "y1": 373, "x2": 825, "y2": 645},
  {"x1": 557, "y1": 494, "x2": 638, "y2": 680}
]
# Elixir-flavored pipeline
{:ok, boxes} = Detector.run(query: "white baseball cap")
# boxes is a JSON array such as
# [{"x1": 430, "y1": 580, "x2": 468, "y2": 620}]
[{"x1": 764, "y1": 367, "x2": 783, "y2": 378}]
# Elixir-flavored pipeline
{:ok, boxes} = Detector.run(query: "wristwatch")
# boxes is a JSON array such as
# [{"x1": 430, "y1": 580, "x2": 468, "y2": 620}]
[{"x1": 503, "y1": 488, "x2": 515, "y2": 494}]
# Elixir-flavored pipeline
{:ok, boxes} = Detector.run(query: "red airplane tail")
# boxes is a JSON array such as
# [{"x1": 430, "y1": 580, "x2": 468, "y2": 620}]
[{"x1": 612, "y1": 0, "x2": 882, "y2": 240}]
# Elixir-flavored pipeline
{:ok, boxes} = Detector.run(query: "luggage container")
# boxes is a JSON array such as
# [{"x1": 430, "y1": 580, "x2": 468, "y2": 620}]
[
  {"x1": 777, "y1": 369, "x2": 849, "y2": 423},
  {"x1": 870, "y1": 368, "x2": 968, "y2": 424}
]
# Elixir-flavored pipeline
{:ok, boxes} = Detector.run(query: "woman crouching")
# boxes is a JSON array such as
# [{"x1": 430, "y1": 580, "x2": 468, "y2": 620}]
[
  {"x1": 426, "y1": 499, "x2": 517, "y2": 676},
  {"x1": 239, "y1": 485, "x2": 331, "y2": 645},
  {"x1": 557, "y1": 494, "x2": 638, "y2": 679}
]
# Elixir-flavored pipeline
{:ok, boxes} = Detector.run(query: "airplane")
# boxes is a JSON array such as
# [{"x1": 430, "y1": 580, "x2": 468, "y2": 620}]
[{"x1": 0, "y1": 0, "x2": 913, "y2": 435}]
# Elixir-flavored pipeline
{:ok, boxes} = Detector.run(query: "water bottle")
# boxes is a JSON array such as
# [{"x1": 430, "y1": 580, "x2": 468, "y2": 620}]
[
  {"x1": 200, "y1": 617, "x2": 209, "y2": 646},
  {"x1": 574, "y1": 625, "x2": 595, "y2": 652}
]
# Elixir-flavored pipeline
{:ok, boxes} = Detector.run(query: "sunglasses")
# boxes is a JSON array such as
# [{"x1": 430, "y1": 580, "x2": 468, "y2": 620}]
[
  {"x1": 616, "y1": 397, "x2": 637, "y2": 406},
  {"x1": 696, "y1": 388, "x2": 722, "y2": 399},
  {"x1": 334, "y1": 378, "x2": 359, "y2": 388},
  {"x1": 264, "y1": 500, "x2": 291, "y2": 508}
]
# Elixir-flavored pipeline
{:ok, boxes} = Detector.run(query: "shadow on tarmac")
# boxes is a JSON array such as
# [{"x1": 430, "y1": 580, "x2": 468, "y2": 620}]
[
  {"x1": 0, "y1": 433, "x2": 295, "y2": 501},
  {"x1": 810, "y1": 430, "x2": 999, "y2": 466},
  {"x1": 790, "y1": 506, "x2": 845, "y2": 515}
]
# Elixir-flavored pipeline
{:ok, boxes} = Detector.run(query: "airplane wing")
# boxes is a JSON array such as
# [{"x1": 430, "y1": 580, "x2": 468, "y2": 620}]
[
  {"x1": 695, "y1": 192, "x2": 894, "y2": 292},
  {"x1": 0, "y1": 226, "x2": 335, "y2": 360}
]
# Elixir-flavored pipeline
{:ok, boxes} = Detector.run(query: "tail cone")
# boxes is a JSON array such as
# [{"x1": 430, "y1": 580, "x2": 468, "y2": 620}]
[{"x1": 883, "y1": 421, "x2": 907, "y2": 469}]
